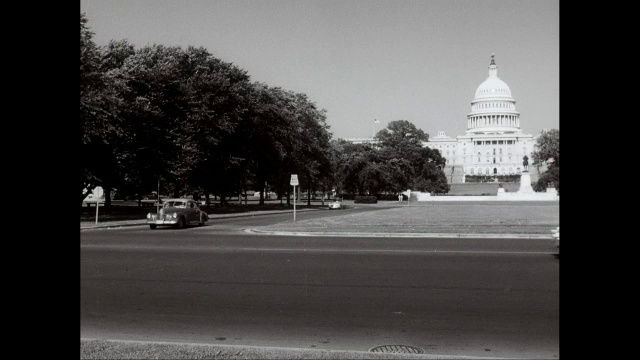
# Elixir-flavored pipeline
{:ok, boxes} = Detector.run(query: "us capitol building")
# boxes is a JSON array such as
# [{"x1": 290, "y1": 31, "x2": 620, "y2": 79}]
[{"x1": 348, "y1": 54, "x2": 541, "y2": 184}]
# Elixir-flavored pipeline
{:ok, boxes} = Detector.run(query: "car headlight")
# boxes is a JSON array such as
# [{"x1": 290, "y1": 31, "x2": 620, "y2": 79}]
[
  {"x1": 147, "y1": 213, "x2": 151, "y2": 219},
  {"x1": 173, "y1": 212, "x2": 178, "y2": 218}
]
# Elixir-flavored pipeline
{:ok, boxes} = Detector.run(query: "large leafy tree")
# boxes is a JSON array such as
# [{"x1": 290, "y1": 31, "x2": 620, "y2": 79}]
[
  {"x1": 377, "y1": 120, "x2": 448, "y2": 194},
  {"x1": 241, "y1": 84, "x2": 297, "y2": 206},
  {"x1": 180, "y1": 47, "x2": 252, "y2": 205},
  {"x1": 331, "y1": 120, "x2": 449, "y2": 196},
  {"x1": 80, "y1": 13, "x2": 335, "y2": 207},
  {"x1": 290, "y1": 93, "x2": 333, "y2": 205},
  {"x1": 532, "y1": 129, "x2": 560, "y2": 194},
  {"x1": 80, "y1": 14, "x2": 128, "y2": 205},
  {"x1": 376, "y1": 120, "x2": 429, "y2": 150}
]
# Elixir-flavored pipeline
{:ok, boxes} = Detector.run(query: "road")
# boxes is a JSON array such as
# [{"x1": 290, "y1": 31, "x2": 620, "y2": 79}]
[{"x1": 81, "y1": 211, "x2": 559, "y2": 359}]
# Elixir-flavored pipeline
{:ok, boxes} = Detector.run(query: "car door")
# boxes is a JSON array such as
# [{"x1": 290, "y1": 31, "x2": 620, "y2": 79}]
[{"x1": 184, "y1": 201, "x2": 196, "y2": 224}]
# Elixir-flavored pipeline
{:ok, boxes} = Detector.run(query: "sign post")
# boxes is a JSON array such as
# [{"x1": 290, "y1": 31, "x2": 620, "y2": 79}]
[
  {"x1": 93, "y1": 186, "x2": 104, "y2": 225},
  {"x1": 290, "y1": 174, "x2": 299, "y2": 222}
]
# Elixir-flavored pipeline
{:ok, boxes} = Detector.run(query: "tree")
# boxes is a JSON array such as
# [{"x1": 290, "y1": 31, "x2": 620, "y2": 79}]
[
  {"x1": 376, "y1": 120, "x2": 429, "y2": 150},
  {"x1": 80, "y1": 13, "x2": 128, "y2": 206},
  {"x1": 532, "y1": 129, "x2": 559, "y2": 194}
]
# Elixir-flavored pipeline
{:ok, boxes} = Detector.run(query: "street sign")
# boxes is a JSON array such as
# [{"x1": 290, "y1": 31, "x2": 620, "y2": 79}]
[
  {"x1": 93, "y1": 186, "x2": 103, "y2": 225},
  {"x1": 290, "y1": 174, "x2": 299, "y2": 186}
]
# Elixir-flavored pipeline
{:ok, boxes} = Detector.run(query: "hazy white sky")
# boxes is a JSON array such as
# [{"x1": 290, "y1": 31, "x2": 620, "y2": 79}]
[{"x1": 80, "y1": 0, "x2": 559, "y2": 140}]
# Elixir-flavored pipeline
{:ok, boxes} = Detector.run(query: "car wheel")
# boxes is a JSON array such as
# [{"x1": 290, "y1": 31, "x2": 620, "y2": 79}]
[
  {"x1": 149, "y1": 224, "x2": 157, "y2": 229},
  {"x1": 175, "y1": 216, "x2": 185, "y2": 229}
]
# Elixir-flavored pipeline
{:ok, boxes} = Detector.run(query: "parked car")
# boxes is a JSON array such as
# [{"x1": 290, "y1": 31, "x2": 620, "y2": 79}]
[
  {"x1": 328, "y1": 200, "x2": 344, "y2": 210},
  {"x1": 146, "y1": 198, "x2": 209, "y2": 229}
]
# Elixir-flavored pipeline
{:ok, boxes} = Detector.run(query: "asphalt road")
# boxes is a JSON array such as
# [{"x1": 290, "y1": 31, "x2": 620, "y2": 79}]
[{"x1": 81, "y1": 216, "x2": 559, "y2": 359}]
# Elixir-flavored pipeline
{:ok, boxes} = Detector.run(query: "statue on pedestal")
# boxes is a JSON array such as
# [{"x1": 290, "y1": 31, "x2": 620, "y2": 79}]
[{"x1": 523, "y1": 155, "x2": 529, "y2": 171}]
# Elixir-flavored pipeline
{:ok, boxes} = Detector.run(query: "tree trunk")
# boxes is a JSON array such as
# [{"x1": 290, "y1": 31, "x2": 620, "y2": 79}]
[
  {"x1": 104, "y1": 185, "x2": 112, "y2": 207},
  {"x1": 259, "y1": 181, "x2": 265, "y2": 206},
  {"x1": 219, "y1": 192, "x2": 226, "y2": 207}
]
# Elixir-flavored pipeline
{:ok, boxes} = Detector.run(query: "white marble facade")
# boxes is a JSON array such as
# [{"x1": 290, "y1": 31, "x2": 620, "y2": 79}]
[{"x1": 424, "y1": 55, "x2": 537, "y2": 183}]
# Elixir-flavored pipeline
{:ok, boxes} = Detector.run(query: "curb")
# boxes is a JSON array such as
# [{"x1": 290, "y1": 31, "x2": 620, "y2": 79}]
[{"x1": 244, "y1": 229, "x2": 554, "y2": 239}]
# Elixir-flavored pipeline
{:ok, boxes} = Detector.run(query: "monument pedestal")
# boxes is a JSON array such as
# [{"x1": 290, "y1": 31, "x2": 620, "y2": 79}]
[{"x1": 517, "y1": 171, "x2": 535, "y2": 194}]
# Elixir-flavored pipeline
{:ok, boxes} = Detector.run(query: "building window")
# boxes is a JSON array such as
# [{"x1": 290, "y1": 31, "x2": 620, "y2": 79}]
[
  {"x1": 493, "y1": 158, "x2": 496, "y2": 164},
  {"x1": 470, "y1": 168, "x2": 474, "y2": 174}
]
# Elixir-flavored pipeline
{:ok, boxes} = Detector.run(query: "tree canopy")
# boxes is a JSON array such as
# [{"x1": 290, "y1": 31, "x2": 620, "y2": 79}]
[
  {"x1": 532, "y1": 129, "x2": 559, "y2": 194},
  {"x1": 80, "y1": 14, "x2": 448, "y2": 205}
]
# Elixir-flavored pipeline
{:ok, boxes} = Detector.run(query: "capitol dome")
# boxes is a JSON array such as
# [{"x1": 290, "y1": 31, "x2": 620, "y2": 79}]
[
  {"x1": 473, "y1": 54, "x2": 514, "y2": 101},
  {"x1": 466, "y1": 54, "x2": 521, "y2": 135},
  {"x1": 474, "y1": 77, "x2": 513, "y2": 100}
]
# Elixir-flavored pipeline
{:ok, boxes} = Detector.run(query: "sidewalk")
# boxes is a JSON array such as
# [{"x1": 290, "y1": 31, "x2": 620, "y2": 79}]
[{"x1": 81, "y1": 338, "x2": 502, "y2": 359}]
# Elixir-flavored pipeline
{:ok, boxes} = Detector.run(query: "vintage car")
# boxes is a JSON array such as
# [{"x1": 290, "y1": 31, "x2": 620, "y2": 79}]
[
  {"x1": 146, "y1": 198, "x2": 209, "y2": 229},
  {"x1": 328, "y1": 200, "x2": 344, "y2": 210}
]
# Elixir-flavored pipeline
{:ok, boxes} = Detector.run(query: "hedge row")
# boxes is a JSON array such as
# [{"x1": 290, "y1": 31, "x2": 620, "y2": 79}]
[{"x1": 353, "y1": 196, "x2": 378, "y2": 204}]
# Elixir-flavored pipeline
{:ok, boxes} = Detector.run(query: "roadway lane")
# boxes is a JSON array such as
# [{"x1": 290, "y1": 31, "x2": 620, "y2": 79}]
[{"x1": 81, "y1": 225, "x2": 558, "y2": 359}]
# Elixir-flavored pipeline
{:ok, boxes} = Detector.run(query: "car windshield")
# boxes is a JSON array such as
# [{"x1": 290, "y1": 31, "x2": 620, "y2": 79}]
[{"x1": 164, "y1": 201, "x2": 186, "y2": 208}]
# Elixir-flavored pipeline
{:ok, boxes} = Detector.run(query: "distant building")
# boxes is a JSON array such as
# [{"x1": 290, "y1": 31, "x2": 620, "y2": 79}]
[
  {"x1": 425, "y1": 54, "x2": 538, "y2": 183},
  {"x1": 345, "y1": 54, "x2": 541, "y2": 184}
]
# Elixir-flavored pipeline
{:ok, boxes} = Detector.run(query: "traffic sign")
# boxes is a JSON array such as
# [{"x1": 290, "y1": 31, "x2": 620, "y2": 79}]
[
  {"x1": 93, "y1": 186, "x2": 103, "y2": 225},
  {"x1": 290, "y1": 174, "x2": 299, "y2": 186}
]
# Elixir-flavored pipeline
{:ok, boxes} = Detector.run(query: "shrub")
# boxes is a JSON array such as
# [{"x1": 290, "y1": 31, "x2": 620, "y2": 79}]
[{"x1": 354, "y1": 195, "x2": 377, "y2": 204}]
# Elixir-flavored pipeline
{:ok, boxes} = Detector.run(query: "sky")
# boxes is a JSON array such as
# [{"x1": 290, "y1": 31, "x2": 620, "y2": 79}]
[{"x1": 80, "y1": 0, "x2": 559, "y2": 141}]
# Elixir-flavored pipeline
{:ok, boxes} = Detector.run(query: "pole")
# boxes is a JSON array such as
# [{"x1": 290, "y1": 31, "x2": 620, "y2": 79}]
[
  {"x1": 95, "y1": 196, "x2": 99, "y2": 224},
  {"x1": 293, "y1": 185, "x2": 296, "y2": 222},
  {"x1": 156, "y1": 178, "x2": 160, "y2": 215}
]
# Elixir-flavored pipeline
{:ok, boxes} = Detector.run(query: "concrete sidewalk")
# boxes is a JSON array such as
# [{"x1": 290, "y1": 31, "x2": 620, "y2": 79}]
[{"x1": 81, "y1": 338, "x2": 516, "y2": 359}]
